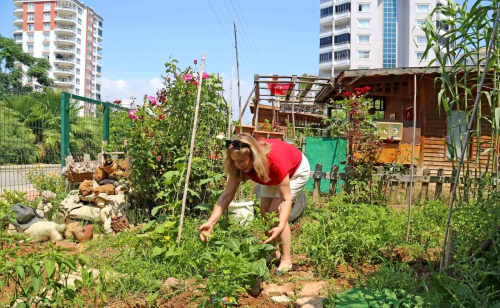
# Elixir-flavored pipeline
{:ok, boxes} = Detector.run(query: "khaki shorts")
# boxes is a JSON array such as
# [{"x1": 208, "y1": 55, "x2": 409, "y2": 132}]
[{"x1": 261, "y1": 154, "x2": 310, "y2": 199}]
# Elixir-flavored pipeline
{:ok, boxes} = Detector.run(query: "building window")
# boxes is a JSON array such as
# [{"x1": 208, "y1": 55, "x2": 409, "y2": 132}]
[
  {"x1": 87, "y1": 52, "x2": 91, "y2": 60},
  {"x1": 44, "y1": 55, "x2": 50, "y2": 60},
  {"x1": 98, "y1": 30, "x2": 103, "y2": 37},
  {"x1": 335, "y1": 3, "x2": 350, "y2": 14},
  {"x1": 44, "y1": 13, "x2": 51, "y2": 22},
  {"x1": 28, "y1": 34, "x2": 34, "y2": 41},
  {"x1": 76, "y1": 88, "x2": 80, "y2": 94},
  {"x1": 77, "y1": 38, "x2": 81, "y2": 44},
  {"x1": 319, "y1": 52, "x2": 332, "y2": 63},
  {"x1": 88, "y1": 23, "x2": 92, "y2": 30},
  {"x1": 320, "y1": 36, "x2": 332, "y2": 48},
  {"x1": 359, "y1": 4, "x2": 370, "y2": 12},
  {"x1": 77, "y1": 58, "x2": 81, "y2": 64},
  {"x1": 88, "y1": 33, "x2": 92, "y2": 40},
  {"x1": 43, "y1": 23, "x2": 50, "y2": 31},
  {"x1": 358, "y1": 51, "x2": 371, "y2": 59},
  {"x1": 86, "y1": 71, "x2": 90, "y2": 78},
  {"x1": 416, "y1": 52, "x2": 427, "y2": 61},
  {"x1": 27, "y1": 3, "x2": 35, "y2": 11},
  {"x1": 436, "y1": 20, "x2": 451, "y2": 31},
  {"x1": 417, "y1": 36, "x2": 428, "y2": 44},
  {"x1": 43, "y1": 33, "x2": 50, "y2": 41},
  {"x1": 417, "y1": 4, "x2": 429, "y2": 13},
  {"x1": 86, "y1": 81, "x2": 90, "y2": 88},
  {"x1": 93, "y1": 56, "x2": 96, "y2": 61},
  {"x1": 28, "y1": 14, "x2": 35, "y2": 22},
  {"x1": 93, "y1": 37, "x2": 96, "y2": 43},
  {"x1": 358, "y1": 35, "x2": 370, "y2": 43},
  {"x1": 446, "y1": 110, "x2": 468, "y2": 160},
  {"x1": 44, "y1": 3, "x2": 51, "y2": 11},
  {"x1": 93, "y1": 46, "x2": 96, "y2": 52},
  {"x1": 92, "y1": 65, "x2": 96, "y2": 71},
  {"x1": 87, "y1": 62, "x2": 91, "y2": 69},
  {"x1": 416, "y1": 20, "x2": 425, "y2": 27},
  {"x1": 76, "y1": 69, "x2": 80, "y2": 74},
  {"x1": 28, "y1": 24, "x2": 34, "y2": 31},
  {"x1": 28, "y1": 44, "x2": 34, "y2": 52},
  {"x1": 88, "y1": 13, "x2": 92, "y2": 19},
  {"x1": 78, "y1": 28, "x2": 81, "y2": 34},
  {"x1": 76, "y1": 78, "x2": 80, "y2": 84},
  {"x1": 78, "y1": 8, "x2": 83, "y2": 14},
  {"x1": 99, "y1": 21, "x2": 103, "y2": 28},
  {"x1": 335, "y1": 33, "x2": 350, "y2": 45},
  {"x1": 77, "y1": 48, "x2": 81, "y2": 54},
  {"x1": 358, "y1": 19, "x2": 371, "y2": 28},
  {"x1": 92, "y1": 74, "x2": 96, "y2": 79},
  {"x1": 78, "y1": 18, "x2": 82, "y2": 25},
  {"x1": 383, "y1": 0, "x2": 397, "y2": 68},
  {"x1": 320, "y1": 6, "x2": 333, "y2": 18},
  {"x1": 87, "y1": 42, "x2": 91, "y2": 49},
  {"x1": 334, "y1": 49, "x2": 350, "y2": 60},
  {"x1": 43, "y1": 44, "x2": 50, "y2": 52}
]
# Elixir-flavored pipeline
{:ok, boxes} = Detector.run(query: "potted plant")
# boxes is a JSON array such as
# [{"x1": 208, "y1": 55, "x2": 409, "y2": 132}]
[
  {"x1": 252, "y1": 131, "x2": 268, "y2": 141},
  {"x1": 62, "y1": 161, "x2": 96, "y2": 183},
  {"x1": 268, "y1": 123, "x2": 284, "y2": 140},
  {"x1": 234, "y1": 122, "x2": 255, "y2": 135}
]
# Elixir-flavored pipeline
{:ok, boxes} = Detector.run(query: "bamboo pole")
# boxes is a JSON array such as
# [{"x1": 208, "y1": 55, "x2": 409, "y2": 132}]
[
  {"x1": 234, "y1": 22, "x2": 242, "y2": 126},
  {"x1": 177, "y1": 53, "x2": 206, "y2": 245},
  {"x1": 229, "y1": 65, "x2": 234, "y2": 135},
  {"x1": 406, "y1": 74, "x2": 417, "y2": 241},
  {"x1": 440, "y1": 4, "x2": 500, "y2": 273}
]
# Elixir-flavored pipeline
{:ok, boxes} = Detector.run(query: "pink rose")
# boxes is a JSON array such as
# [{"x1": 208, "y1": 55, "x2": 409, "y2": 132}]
[
  {"x1": 128, "y1": 109, "x2": 138, "y2": 121},
  {"x1": 192, "y1": 80, "x2": 198, "y2": 86},
  {"x1": 148, "y1": 96, "x2": 157, "y2": 106},
  {"x1": 184, "y1": 73, "x2": 193, "y2": 82},
  {"x1": 202, "y1": 72, "x2": 210, "y2": 80}
]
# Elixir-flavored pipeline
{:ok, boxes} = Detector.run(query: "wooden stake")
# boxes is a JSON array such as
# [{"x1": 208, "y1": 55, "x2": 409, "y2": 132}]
[
  {"x1": 229, "y1": 65, "x2": 234, "y2": 136},
  {"x1": 177, "y1": 53, "x2": 206, "y2": 245},
  {"x1": 406, "y1": 73, "x2": 417, "y2": 241},
  {"x1": 240, "y1": 87, "x2": 255, "y2": 120},
  {"x1": 292, "y1": 76, "x2": 297, "y2": 139},
  {"x1": 234, "y1": 22, "x2": 242, "y2": 126}
]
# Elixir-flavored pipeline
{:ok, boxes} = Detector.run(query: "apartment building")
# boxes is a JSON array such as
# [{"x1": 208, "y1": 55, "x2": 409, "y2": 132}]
[
  {"x1": 319, "y1": 0, "x2": 449, "y2": 77},
  {"x1": 13, "y1": 0, "x2": 103, "y2": 105}
]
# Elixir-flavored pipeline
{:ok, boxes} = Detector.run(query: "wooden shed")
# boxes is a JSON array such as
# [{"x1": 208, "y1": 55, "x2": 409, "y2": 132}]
[{"x1": 316, "y1": 67, "x2": 497, "y2": 175}]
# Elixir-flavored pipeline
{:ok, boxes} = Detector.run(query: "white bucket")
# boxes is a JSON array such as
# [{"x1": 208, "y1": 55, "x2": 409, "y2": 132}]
[{"x1": 228, "y1": 201, "x2": 255, "y2": 225}]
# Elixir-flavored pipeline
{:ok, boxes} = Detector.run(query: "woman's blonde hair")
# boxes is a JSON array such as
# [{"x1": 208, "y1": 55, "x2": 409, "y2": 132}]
[{"x1": 224, "y1": 133, "x2": 271, "y2": 182}]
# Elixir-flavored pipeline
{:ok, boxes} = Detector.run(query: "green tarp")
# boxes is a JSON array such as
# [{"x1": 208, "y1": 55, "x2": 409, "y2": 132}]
[{"x1": 304, "y1": 137, "x2": 347, "y2": 194}]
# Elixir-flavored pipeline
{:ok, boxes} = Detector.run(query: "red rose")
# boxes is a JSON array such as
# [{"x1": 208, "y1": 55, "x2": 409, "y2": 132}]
[
  {"x1": 159, "y1": 114, "x2": 165, "y2": 120},
  {"x1": 363, "y1": 86, "x2": 370, "y2": 91},
  {"x1": 354, "y1": 88, "x2": 361, "y2": 92},
  {"x1": 194, "y1": 60, "x2": 198, "y2": 65},
  {"x1": 342, "y1": 91, "x2": 351, "y2": 97}
]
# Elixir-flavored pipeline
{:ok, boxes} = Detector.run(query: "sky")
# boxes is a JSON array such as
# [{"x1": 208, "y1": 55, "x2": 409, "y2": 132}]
[
  {"x1": 0, "y1": 0, "x2": 471, "y2": 124},
  {"x1": 0, "y1": 0, "x2": 319, "y2": 124}
]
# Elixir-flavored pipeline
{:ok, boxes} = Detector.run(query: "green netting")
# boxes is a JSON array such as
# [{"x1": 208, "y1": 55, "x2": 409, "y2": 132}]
[{"x1": 305, "y1": 137, "x2": 347, "y2": 194}]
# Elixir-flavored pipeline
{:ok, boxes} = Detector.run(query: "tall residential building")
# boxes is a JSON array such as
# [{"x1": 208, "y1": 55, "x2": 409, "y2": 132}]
[
  {"x1": 319, "y1": 0, "x2": 449, "y2": 77},
  {"x1": 13, "y1": 0, "x2": 103, "y2": 103}
]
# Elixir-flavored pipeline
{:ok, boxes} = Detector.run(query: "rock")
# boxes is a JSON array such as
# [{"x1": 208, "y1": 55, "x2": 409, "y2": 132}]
[
  {"x1": 93, "y1": 184, "x2": 115, "y2": 195},
  {"x1": 94, "y1": 167, "x2": 108, "y2": 181},
  {"x1": 42, "y1": 191, "x2": 56, "y2": 203},
  {"x1": 271, "y1": 295, "x2": 291, "y2": 303},
  {"x1": 44, "y1": 203, "x2": 53, "y2": 214},
  {"x1": 65, "y1": 222, "x2": 82, "y2": 239},
  {"x1": 294, "y1": 297, "x2": 326, "y2": 308},
  {"x1": 108, "y1": 170, "x2": 125, "y2": 181},
  {"x1": 100, "y1": 207, "x2": 113, "y2": 234},
  {"x1": 84, "y1": 225, "x2": 94, "y2": 241},
  {"x1": 111, "y1": 215, "x2": 129, "y2": 232},
  {"x1": 59, "y1": 272, "x2": 82, "y2": 287},
  {"x1": 79, "y1": 180, "x2": 94, "y2": 196},
  {"x1": 115, "y1": 185, "x2": 126, "y2": 194},
  {"x1": 100, "y1": 179, "x2": 119, "y2": 186},
  {"x1": 36, "y1": 209, "x2": 45, "y2": 218},
  {"x1": 108, "y1": 193, "x2": 129, "y2": 212},
  {"x1": 95, "y1": 193, "x2": 111, "y2": 208},
  {"x1": 61, "y1": 192, "x2": 81, "y2": 212},
  {"x1": 79, "y1": 194, "x2": 96, "y2": 203},
  {"x1": 163, "y1": 277, "x2": 180, "y2": 290},
  {"x1": 262, "y1": 283, "x2": 295, "y2": 297},
  {"x1": 24, "y1": 221, "x2": 66, "y2": 242},
  {"x1": 69, "y1": 206, "x2": 101, "y2": 221},
  {"x1": 298, "y1": 281, "x2": 327, "y2": 297},
  {"x1": 55, "y1": 240, "x2": 78, "y2": 251}
]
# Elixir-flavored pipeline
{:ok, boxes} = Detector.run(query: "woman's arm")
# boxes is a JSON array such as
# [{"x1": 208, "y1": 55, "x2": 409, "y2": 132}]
[
  {"x1": 197, "y1": 174, "x2": 240, "y2": 241},
  {"x1": 261, "y1": 175, "x2": 292, "y2": 244}
]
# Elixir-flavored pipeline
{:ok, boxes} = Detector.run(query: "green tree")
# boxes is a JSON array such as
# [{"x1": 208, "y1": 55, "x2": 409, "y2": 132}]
[{"x1": 0, "y1": 35, "x2": 53, "y2": 94}]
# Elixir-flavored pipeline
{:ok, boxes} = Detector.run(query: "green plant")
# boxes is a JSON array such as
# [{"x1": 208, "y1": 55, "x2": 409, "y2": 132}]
[
  {"x1": 26, "y1": 167, "x2": 66, "y2": 194},
  {"x1": 0, "y1": 190, "x2": 38, "y2": 230}
]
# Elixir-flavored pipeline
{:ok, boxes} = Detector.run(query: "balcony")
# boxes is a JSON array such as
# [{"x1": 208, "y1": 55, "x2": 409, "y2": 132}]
[
  {"x1": 334, "y1": 41, "x2": 350, "y2": 50},
  {"x1": 55, "y1": 26, "x2": 76, "y2": 35},
  {"x1": 13, "y1": 27, "x2": 23, "y2": 34},
  {"x1": 13, "y1": 0, "x2": 23, "y2": 8},
  {"x1": 13, "y1": 18, "x2": 23, "y2": 27},
  {"x1": 320, "y1": 0, "x2": 331, "y2": 9},
  {"x1": 96, "y1": 43, "x2": 103, "y2": 51},
  {"x1": 53, "y1": 67, "x2": 75, "y2": 76},
  {"x1": 55, "y1": 36, "x2": 76, "y2": 45},
  {"x1": 55, "y1": 47, "x2": 75, "y2": 56},
  {"x1": 335, "y1": 10, "x2": 351, "y2": 21},
  {"x1": 96, "y1": 70, "x2": 102, "y2": 77},
  {"x1": 14, "y1": 35, "x2": 23, "y2": 42},
  {"x1": 54, "y1": 15, "x2": 76, "y2": 25},
  {"x1": 97, "y1": 35, "x2": 103, "y2": 42},
  {"x1": 319, "y1": 27, "x2": 333, "y2": 37},
  {"x1": 53, "y1": 57, "x2": 75, "y2": 67},
  {"x1": 97, "y1": 52, "x2": 102, "y2": 60},
  {"x1": 55, "y1": 5, "x2": 77, "y2": 14},
  {"x1": 334, "y1": 25, "x2": 350, "y2": 35},
  {"x1": 320, "y1": 14, "x2": 333, "y2": 24},
  {"x1": 319, "y1": 60, "x2": 332, "y2": 69},
  {"x1": 334, "y1": 58, "x2": 350, "y2": 67},
  {"x1": 14, "y1": 8, "x2": 23, "y2": 17},
  {"x1": 319, "y1": 44, "x2": 332, "y2": 53},
  {"x1": 54, "y1": 78, "x2": 74, "y2": 87}
]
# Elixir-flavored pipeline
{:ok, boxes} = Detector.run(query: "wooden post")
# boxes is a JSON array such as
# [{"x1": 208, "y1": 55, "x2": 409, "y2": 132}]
[
  {"x1": 234, "y1": 22, "x2": 242, "y2": 126},
  {"x1": 292, "y1": 76, "x2": 297, "y2": 139},
  {"x1": 450, "y1": 169, "x2": 458, "y2": 200},
  {"x1": 390, "y1": 181, "x2": 399, "y2": 205},
  {"x1": 313, "y1": 163, "x2": 322, "y2": 202},
  {"x1": 271, "y1": 99, "x2": 276, "y2": 129},
  {"x1": 421, "y1": 168, "x2": 430, "y2": 202},
  {"x1": 254, "y1": 102, "x2": 259, "y2": 130},
  {"x1": 406, "y1": 182, "x2": 412, "y2": 207},
  {"x1": 435, "y1": 169, "x2": 444, "y2": 200},
  {"x1": 227, "y1": 65, "x2": 234, "y2": 138},
  {"x1": 239, "y1": 87, "x2": 255, "y2": 121},
  {"x1": 329, "y1": 165, "x2": 339, "y2": 196},
  {"x1": 177, "y1": 53, "x2": 206, "y2": 245},
  {"x1": 406, "y1": 73, "x2": 418, "y2": 241}
]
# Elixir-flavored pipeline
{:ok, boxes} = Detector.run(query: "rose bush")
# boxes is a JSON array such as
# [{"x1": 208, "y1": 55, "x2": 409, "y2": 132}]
[{"x1": 126, "y1": 59, "x2": 228, "y2": 214}]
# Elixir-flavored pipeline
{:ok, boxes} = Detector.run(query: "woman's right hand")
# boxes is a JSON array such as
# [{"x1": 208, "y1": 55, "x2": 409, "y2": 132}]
[{"x1": 197, "y1": 222, "x2": 214, "y2": 242}]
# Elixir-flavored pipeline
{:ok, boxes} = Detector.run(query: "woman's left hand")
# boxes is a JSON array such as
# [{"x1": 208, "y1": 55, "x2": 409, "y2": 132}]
[{"x1": 260, "y1": 226, "x2": 284, "y2": 244}]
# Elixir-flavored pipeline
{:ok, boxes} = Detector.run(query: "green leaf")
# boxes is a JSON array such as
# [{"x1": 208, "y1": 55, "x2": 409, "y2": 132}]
[
  {"x1": 45, "y1": 260, "x2": 56, "y2": 278},
  {"x1": 174, "y1": 163, "x2": 187, "y2": 172},
  {"x1": 193, "y1": 204, "x2": 210, "y2": 211},
  {"x1": 32, "y1": 276, "x2": 43, "y2": 294},
  {"x1": 15, "y1": 302, "x2": 27, "y2": 308},
  {"x1": 248, "y1": 259, "x2": 269, "y2": 277},
  {"x1": 151, "y1": 205, "x2": 166, "y2": 216},
  {"x1": 187, "y1": 188, "x2": 200, "y2": 198},
  {"x1": 140, "y1": 220, "x2": 156, "y2": 233},
  {"x1": 16, "y1": 265, "x2": 24, "y2": 278},
  {"x1": 151, "y1": 246, "x2": 166, "y2": 257},
  {"x1": 163, "y1": 171, "x2": 180, "y2": 185}
]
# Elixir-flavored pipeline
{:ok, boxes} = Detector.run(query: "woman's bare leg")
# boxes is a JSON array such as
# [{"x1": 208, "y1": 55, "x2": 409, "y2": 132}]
[{"x1": 268, "y1": 197, "x2": 292, "y2": 271}]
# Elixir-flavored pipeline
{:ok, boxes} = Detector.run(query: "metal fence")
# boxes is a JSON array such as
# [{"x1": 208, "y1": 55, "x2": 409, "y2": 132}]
[{"x1": 0, "y1": 90, "x2": 129, "y2": 195}]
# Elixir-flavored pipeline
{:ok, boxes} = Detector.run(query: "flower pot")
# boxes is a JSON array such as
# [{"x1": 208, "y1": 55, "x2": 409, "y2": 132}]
[
  {"x1": 253, "y1": 131, "x2": 268, "y2": 141},
  {"x1": 228, "y1": 200, "x2": 254, "y2": 226},
  {"x1": 268, "y1": 132, "x2": 284, "y2": 140},
  {"x1": 234, "y1": 125, "x2": 255, "y2": 135},
  {"x1": 65, "y1": 171, "x2": 93, "y2": 183}
]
